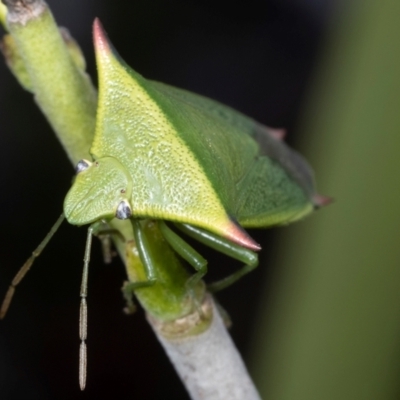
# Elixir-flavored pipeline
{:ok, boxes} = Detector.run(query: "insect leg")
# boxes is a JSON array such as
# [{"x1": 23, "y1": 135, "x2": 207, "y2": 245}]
[
  {"x1": 121, "y1": 280, "x2": 137, "y2": 315},
  {"x1": 121, "y1": 220, "x2": 158, "y2": 313},
  {"x1": 128, "y1": 219, "x2": 157, "y2": 289},
  {"x1": 90, "y1": 222, "x2": 125, "y2": 264},
  {"x1": 174, "y1": 223, "x2": 258, "y2": 292},
  {"x1": 98, "y1": 234, "x2": 113, "y2": 264},
  {"x1": 158, "y1": 221, "x2": 208, "y2": 292},
  {"x1": 0, "y1": 213, "x2": 65, "y2": 319}
]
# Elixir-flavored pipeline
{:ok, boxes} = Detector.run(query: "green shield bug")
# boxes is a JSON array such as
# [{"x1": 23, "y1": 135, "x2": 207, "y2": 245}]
[
  {"x1": 1, "y1": 18, "x2": 330, "y2": 389},
  {"x1": 63, "y1": 25, "x2": 330, "y2": 385},
  {"x1": 66, "y1": 20, "x2": 327, "y2": 239},
  {"x1": 63, "y1": 19, "x2": 330, "y2": 316}
]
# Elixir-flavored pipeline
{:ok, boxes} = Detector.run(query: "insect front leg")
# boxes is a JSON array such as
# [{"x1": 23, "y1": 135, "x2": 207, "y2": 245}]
[
  {"x1": 127, "y1": 219, "x2": 158, "y2": 289},
  {"x1": 90, "y1": 221, "x2": 124, "y2": 264},
  {"x1": 174, "y1": 223, "x2": 259, "y2": 292},
  {"x1": 122, "y1": 220, "x2": 158, "y2": 312},
  {"x1": 121, "y1": 280, "x2": 137, "y2": 315}
]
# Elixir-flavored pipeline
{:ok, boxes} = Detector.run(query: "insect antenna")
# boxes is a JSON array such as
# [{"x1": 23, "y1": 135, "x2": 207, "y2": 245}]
[
  {"x1": 0, "y1": 213, "x2": 65, "y2": 319},
  {"x1": 79, "y1": 225, "x2": 94, "y2": 391}
]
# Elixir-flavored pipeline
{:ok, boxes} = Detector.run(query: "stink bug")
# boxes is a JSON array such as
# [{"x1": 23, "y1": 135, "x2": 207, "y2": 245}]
[
  {"x1": 1, "y1": 18, "x2": 329, "y2": 390},
  {"x1": 63, "y1": 19, "x2": 329, "y2": 300}
]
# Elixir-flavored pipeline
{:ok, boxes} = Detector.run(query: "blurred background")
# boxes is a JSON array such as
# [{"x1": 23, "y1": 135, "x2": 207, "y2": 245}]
[{"x1": 1, "y1": 0, "x2": 400, "y2": 399}]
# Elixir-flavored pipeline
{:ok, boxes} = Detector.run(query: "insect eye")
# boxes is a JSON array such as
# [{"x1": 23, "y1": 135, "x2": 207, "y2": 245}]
[
  {"x1": 116, "y1": 200, "x2": 132, "y2": 220},
  {"x1": 75, "y1": 159, "x2": 92, "y2": 174}
]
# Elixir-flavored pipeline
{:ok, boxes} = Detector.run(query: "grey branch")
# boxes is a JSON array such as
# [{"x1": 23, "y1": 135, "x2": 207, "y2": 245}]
[{"x1": 148, "y1": 294, "x2": 261, "y2": 400}]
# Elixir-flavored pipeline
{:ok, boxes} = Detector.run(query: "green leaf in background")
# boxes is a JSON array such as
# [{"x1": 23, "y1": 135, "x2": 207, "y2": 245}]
[{"x1": 251, "y1": 1, "x2": 400, "y2": 399}]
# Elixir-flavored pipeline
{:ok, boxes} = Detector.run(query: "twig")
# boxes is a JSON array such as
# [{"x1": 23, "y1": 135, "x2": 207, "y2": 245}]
[{"x1": 148, "y1": 294, "x2": 261, "y2": 400}]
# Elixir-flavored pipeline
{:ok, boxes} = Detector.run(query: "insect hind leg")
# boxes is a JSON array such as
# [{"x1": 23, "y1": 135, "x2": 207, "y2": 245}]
[
  {"x1": 158, "y1": 221, "x2": 208, "y2": 294},
  {"x1": 174, "y1": 223, "x2": 259, "y2": 292}
]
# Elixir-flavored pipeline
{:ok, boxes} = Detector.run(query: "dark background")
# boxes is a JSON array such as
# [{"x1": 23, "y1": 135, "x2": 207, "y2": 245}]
[{"x1": 0, "y1": 0, "x2": 336, "y2": 398}]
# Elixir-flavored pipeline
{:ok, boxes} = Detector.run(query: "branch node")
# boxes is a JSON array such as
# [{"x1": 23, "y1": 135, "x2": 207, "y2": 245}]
[{"x1": 2, "y1": 0, "x2": 46, "y2": 25}]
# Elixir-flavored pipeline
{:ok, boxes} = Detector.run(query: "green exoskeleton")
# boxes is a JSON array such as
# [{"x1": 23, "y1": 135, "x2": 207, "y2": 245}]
[
  {"x1": 1, "y1": 18, "x2": 329, "y2": 390},
  {"x1": 70, "y1": 21, "x2": 329, "y2": 386},
  {"x1": 64, "y1": 19, "x2": 327, "y2": 289}
]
